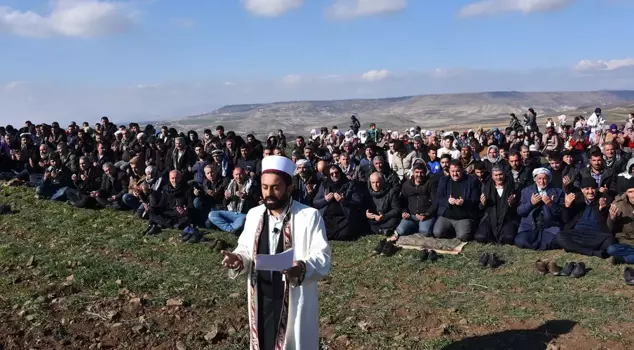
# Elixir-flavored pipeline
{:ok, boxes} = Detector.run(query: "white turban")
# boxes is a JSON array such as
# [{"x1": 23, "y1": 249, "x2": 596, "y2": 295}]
[
  {"x1": 296, "y1": 159, "x2": 311, "y2": 169},
  {"x1": 532, "y1": 167, "x2": 552, "y2": 180}
]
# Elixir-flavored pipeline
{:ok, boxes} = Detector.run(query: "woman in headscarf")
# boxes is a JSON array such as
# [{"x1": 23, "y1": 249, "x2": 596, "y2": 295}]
[
  {"x1": 313, "y1": 164, "x2": 363, "y2": 241},
  {"x1": 482, "y1": 145, "x2": 508, "y2": 173}
]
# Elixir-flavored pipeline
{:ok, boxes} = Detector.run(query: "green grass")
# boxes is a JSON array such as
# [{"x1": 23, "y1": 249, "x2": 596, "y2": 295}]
[{"x1": 1, "y1": 186, "x2": 634, "y2": 349}]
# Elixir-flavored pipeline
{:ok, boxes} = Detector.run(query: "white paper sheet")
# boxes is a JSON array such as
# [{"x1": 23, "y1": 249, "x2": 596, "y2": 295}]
[{"x1": 255, "y1": 248, "x2": 294, "y2": 272}]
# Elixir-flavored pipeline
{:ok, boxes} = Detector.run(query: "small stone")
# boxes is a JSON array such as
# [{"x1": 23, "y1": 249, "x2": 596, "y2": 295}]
[
  {"x1": 448, "y1": 307, "x2": 458, "y2": 313},
  {"x1": 129, "y1": 297, "x2": 141, "y2": 305},
  {"x1": 66, "y1": 275, "x2": 74, "y2": 282},
  {"x1": 114, "y1": 279, "x2": 121, "y2": 286},
  {"x1": 166, "y1": 298, "x2": 183, "y2": 307},
  {"x1": 26, "y1": 256, "x2": 35, "y2": 267},
  {"x1": 394, "y1": 333, "x2": 405, "y2": 341},
  {"x1": 459, "y1": 318, "x2": 468, "y2": 325},
  {"x1": 106, "y1": 311, "x2": 120, "y2": 321},
  {"x1": 26, "y1": 315, "x2": 35, "y2": 321},
  {"x1": 229, "y1": 293, "x2": 240, "y2": 298},
  {"x1": 111, "y1": 323, "x2": 122, "y2": 328},
  {"x1": 204, "y1": 324, "x2": 219, "y2": 342},
  {"x1": 176, "y1": 341, "x2": 186, "y2": 350},
  {"x1": 132, "y1": 325, "x2": 146, "y2": 334},
  {"x1": 357, "y1": 321, "x2": 371, "y2": 332}
]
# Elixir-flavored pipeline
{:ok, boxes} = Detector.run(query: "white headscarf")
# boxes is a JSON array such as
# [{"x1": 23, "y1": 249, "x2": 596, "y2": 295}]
[{"x1": 532, "y1": 167, "x2": 552, "y2": 192}]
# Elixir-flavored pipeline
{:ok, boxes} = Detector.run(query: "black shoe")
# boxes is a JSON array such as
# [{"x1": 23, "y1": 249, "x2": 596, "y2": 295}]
[
  {"x1": 142, "y1": 224, "x2": 154, "y2": 235},
  {"x1": 570, "y1": 262, "x2": 586, "y2": 278},
  {"x1": 0, "y1": 204, "x2": 13, "y2": 215},
  {"x1": 187, "y1": 232, "x2": 203, "y2": 244},
  {"x1": 624, "y1": 267, "x2": 634, "y2": 286},
  {"x1": 419, "y1": 249, "x2": 429, "y2": 261},
  {"x1": 560, "y1": 262, "x2": 576, "y2": 276},
  {"x1": 381, "y1": 241, "x2": 397, "y2": 257},
  {"x1": 612, "y1": 256, "x2": 627, "y2": 265},
  {"x1": 373, "y1": 239, "x2": 386, "y2": 255},
  {"x1": 479, "y1": 253, "x2": 491, "y2": 267},
  {"x1": 147, "y1": 225, "x2": 162, "y2": 235},
  {"x1": 428, "y1": 250, "x2": 438, "y2": 262},
  {"x1": 214, "y1": 239, "x2": 228, "y2": 252},
  {"x1": 486, "y1": 254, "x2": 502, "y2": 269}
]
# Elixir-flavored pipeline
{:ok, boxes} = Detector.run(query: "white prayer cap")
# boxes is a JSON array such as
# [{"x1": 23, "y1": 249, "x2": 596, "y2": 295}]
[
  {"x1": 529, "y1": 144, "x2": 538, "y2": 152},
  {"x1": 136, "y1": 132, "x2": 145, "y2": 139},
  {"x1": 532, "y1": 167, "x2": 552, "y2": 180},
  {"x1": 114, "y1": 130, "x2": 123, "y2": 136},
  {"x1": 262, "y1": 155, "x2": 296, "y2": 177}
]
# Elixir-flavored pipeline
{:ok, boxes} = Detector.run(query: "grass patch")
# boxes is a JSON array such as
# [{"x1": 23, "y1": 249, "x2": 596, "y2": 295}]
[{"x1": 1, "y1": 186, "x2": 634, "y2": 349}]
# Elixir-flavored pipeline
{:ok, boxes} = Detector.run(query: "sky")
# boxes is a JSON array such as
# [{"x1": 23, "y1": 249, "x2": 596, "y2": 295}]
[{"x1": 1, "y1": 0, "x2": 634, "y2": 125}]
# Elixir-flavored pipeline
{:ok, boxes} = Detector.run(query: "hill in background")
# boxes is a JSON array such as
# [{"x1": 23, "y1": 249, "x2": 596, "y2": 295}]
[{"x1": 164, "y1": 90, "x2": 634, "y2": 137}]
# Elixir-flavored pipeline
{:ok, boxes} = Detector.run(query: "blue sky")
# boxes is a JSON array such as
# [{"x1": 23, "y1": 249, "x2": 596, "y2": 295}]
[{"x1": 1, "y1": 0, "x2": 634, "y2": 123}]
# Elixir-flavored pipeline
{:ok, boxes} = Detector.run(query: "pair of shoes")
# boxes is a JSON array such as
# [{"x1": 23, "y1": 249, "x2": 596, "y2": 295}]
[
  {"x1": 144, "y1": 224, "x2": 162, "y2": 236},
  {"x1": 480, "y1": 253, "x2": 502, "y2": 269},
  {"x1": 206, "y1": 238, "x2": 229, "y2": 251},
  {"x1": 624, "y1": 267, "x2": 634, "y2": 286},
  {"x1": 559, "y1": 262, "x2": 586, "y2": 278},
  {"x1": 419, "y1": 249, "x2": 438, "y2": 262},
  {"x1": 181, "y1": 226, "x2": 196, "y2": 242},
  {"x1": 612, "y1": 256, "x2": 627, "y2": 265},
  {"x1": 535, "y1": 259, "x2": 561, "y2": 275},
  {"x1": 380, "y1": 241, "x2": 398, "y2": 257},
  {"x1": 372, "y1": 239, "x2": 386, "y2": 255}
]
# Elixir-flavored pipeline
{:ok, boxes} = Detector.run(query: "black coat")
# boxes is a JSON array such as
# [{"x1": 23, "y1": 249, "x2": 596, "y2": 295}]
[
  {"x1": 401, "y1": 177, "x2": 436, "y2": 217},
  {"x1": 98, "y1": 172, "x2": 127, "y2": 199},
  {"x1": 480, "y1": 178, "x2": 520, "y2": 235},
  {"x1": 366, "y1": 187, "x2": 401, "y2": 221},
  {"x1": 292, "y1": 174, "x2": 321, "y2": 207},
  {"x1": 575, "y1": 167, "x2": 616, "y2": 201},
  {"x1": 562, "y1": 195, "x2": 610, "y2": 232},
  {"x1": 74, "y1": 166, "x2": 103, "y2": 193}
]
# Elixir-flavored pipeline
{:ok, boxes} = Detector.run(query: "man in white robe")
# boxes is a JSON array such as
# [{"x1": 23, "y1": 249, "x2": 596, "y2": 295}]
[{"x1": 221, "y1": 155, "x2": 332, "y2": 350}]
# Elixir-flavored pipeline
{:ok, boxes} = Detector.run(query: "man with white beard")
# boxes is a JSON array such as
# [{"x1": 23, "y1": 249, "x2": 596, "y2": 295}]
[{"x1": 221, "y1": 155, "x2": 331, "y2": 350}]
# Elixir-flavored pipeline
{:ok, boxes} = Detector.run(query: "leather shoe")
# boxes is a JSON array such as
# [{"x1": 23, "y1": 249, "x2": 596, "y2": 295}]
[
  {"x1": 559, "y1": 262, "x2": 576, "y2": 276},
  {"x1": 535, "y1": 259, "x2": 548, "y2": 274},
  {"x1": 372, "y1": 239, "x2": 386, "y2": 255},
  {"x1": 612, "y1": 256, "x2": 626, "y2": 265},
  {"x1": 428, "y1": 250, "x2": 438, "y2": 262},
  {"x1": 147, "y1": 225, "x2": 162, "y2": 236},
  {"x1": 480, "y1": 253, "x2": 491, "y2": 267},
  {"x1": 419, "y1": 249, "x2": 429, "y2": 262},
  {"x1": 142, "y1": 224, "x2": 154, "y2": 235},
  {"x1": 487, "y1": 254, "x2": 502, "y2": 268},
  {"x1": 624, "y1": 267, "x2": 634, "y2": 286},
  {"x1": 547, "y1": 261, "x2": 561, "y2": 276},
  {"x1": 570, "y1": 262, "x2": 586, "y2": 278}
]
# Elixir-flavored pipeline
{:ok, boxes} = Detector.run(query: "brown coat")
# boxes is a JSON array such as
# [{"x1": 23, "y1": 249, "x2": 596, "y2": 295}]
[{"x1": 607, "y1": 193, "x2": 634, "y2": 246}]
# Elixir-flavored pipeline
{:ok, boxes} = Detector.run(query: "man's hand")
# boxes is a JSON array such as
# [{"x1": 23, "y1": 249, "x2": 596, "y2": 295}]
[
  {"x1": 609, "y1": 204, "x2": 621, "y2": 220},
  {"x1": 282, "y1": 261, "x2": 305, "y2": 280},
  {"x1": 564, "y1": 193, "x2": 575, "y2": 208},
  {"x1": 415, "y1": 214, "x2": 426, "y2": 221},
  {"x1": 542, "y1": 194, "x2": 553, "y2": 207},
  {"x1": 448, "y1": 195, "x2": 456, "y2": 205},
  {"x1": 375, "y1": 214, "x2": 385, "y2": 222},
  {"x1": 325, "y1": 193, "x2": 335, "y2": 202},
  {"x1": 563, "y1": 176, "x2": 571, "y2": 186},
  {"x1": 402, "y1": 212, "x2": 411, "y2": 220},
  {"x1": 334, "y1": 193, "x2": 344, "y2": 202},
  {"x1": 236, "y1": 191, "x2": 245, "y2": 198},
  {"x1": 306, "y1": 184, "x2": 315, "y2": 193},
  {"x1": 599, "y1": 198, "x2": 607, "y2": 211},
  {"x1": 72, "y1": 174, "x2": 77, "y2": 181},
  {"x1": 480, "y1": 193, "x2": 486, "y2": 206},
  {"x1": 93, "y1": 162, "x2": 99, "y2": 167},
  {"x1": 599, "y1": 185, "x2": 608, "y2": 194},
  {"x1": 90, "y1": 191, "x2": 98, "y2": 198},
  {"x1": 176, "y1": 206, "x2": 186, "y2": 215},
  {"x1": 454, "y1": 197, "x2": 464, "y2": 206},
  {"x1": 206, "y1": 189, "x2": 215, "y2": 196},
  {"x1": 109, "y1": 195, "x2": 117, "y2": 202},
  {"x1": 221, "y1": 250, "x2": 243, "y2": 270},
  {"x1": 80, "y1": 174, "x2": 87, "y2": 181},
  {"x1": 193, "y1": 188, "x2": 200, "y2": 196},
  {"x1": 366, "y1": 210, "x2": 375, "y2": 219},
  {"x1": 531, "y1": 193, "x2": 543, "y2": 205},
  {"x1": 224, "y1": 191, "x2": 231, "y2": 200}
]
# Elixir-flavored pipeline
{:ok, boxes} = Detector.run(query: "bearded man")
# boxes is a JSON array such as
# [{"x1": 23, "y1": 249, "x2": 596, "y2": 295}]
[{"x1": 221, "y1": 155, "x2": 331, "y2": 350}]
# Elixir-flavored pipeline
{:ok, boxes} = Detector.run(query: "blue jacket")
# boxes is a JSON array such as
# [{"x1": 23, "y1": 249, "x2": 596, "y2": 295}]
[
  {"x1": 517, "y1": 184, "x2": 564, "y2": 232},
  {"x1": 436, "y1": 174, "x2": 481, "y2": 220}
]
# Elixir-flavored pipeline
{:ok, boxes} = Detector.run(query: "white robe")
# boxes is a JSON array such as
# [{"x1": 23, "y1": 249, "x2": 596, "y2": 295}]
[{"x1": 229, "y1": 201, "x2": 332, "y2": 350}]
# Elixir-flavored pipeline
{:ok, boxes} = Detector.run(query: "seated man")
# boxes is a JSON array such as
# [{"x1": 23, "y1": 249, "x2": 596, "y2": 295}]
[
  {"x1": 607, "y1": 179, "x2": 634, "y2": 264},
  {"x1": 313, "y1": 164, "x2": 363, "y2": 241},
  {"x1": 74, "y1": 162, "x2": 127, "y2": 209},
  {"x1": 146, "y1": 170, "x2": 192, "y2": 235},
  {"x1": 395, "y1": 163, "x2": 437, "y2": 238},
  {"x1": 121, "y1": 156, "x2": 146, "y2": 212},
  {"x1": 475, "y1": 165, "x2": 519, "y2": 245},
  {"x1": 433, "y1": 160, "x2": 480, "y2": 242},
  {"x1": 366, "y1": 172, "x2": 401, "y2": 235},
  {"x1": 292, "y1": 159, "x2": 320, "y2": 207},
  {"x1": 67, "y1": 156, "x2": 102, "y2": 204},
  {"x1": 35, "y1": 153, "x2": 72, "y2": 200},
  {"x1": 192, "y1": 164, "x2": 224, "y2": 226},
  {"x1": 515, "y1": 168, "x2": 564, "y2": 250},
  {"x1": 555, "y1": 177, "x2": 615, "y2": 257},
  {"x1": 208, "y1": 167, "x2": 255, "y2": 235}
]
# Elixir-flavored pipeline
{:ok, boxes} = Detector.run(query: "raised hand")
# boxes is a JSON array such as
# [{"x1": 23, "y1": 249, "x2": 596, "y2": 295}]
[
  {"x1": 609, "y1": 204, "x2": 621, "y2": 220},
  {"x1": 564, "y1": 193, "x2": 576, "y2": 208},
  {"x1": 531, "y1": 193, "x2": 542, "y2": 205},
  {"x1": 599, "y1": 198, "x2": 607, "y2": 211},
  {"x1": 221, "y1": 250, "x2": 243, "y2": 270},
  {"x1": 480, "y1": 193, "x2": 486, "y2": 206}
]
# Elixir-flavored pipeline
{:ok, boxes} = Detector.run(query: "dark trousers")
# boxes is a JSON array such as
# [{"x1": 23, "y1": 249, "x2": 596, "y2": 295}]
[
  {"x1": 369, "y1": 217, "x2": 400, "y2": 235},
  {"x1": 515, "y1": 227, "x2": 560, "y2": 251},
  {"x1": 474, "y1": 220, "x2": 517, "y2": 245},
  {"x1": 555, "y1": 229, "x2": 615, "y2": 257}
]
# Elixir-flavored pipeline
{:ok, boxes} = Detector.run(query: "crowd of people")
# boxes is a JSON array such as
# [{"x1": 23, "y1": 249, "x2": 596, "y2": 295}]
[{"x1": 3, "y1": 110, "x2": 634, "y2": 283}]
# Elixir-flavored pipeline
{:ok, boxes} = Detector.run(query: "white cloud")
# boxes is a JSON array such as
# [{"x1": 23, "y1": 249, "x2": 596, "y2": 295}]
[
  {"x1": 242, "y1": 0, "x2": 303, "y2": 17},
  {"x1": 224, "y1": 81, "x2": 236, "y2": 86},
  {"x1": 361, "y1": 69, "x2": 390, "y2": 82},
  {"x1": 575, "y1": 59, "x2": 634, "y2": 71},
  {"x1": 4, "y1": 81, "x2": 28, "y2": 90},
  {"x1": 328, "y1": 0, "x2": 407, "y2": 19},
  {"x1": 282, "y1": 74, "x2": 302, "y2": 84},
  {"x1": 459, "y1": 0, "x2": 576, "y2": 17},
  {"x1": 0, "y1": 0, "x2": 136, "y2": 38}
]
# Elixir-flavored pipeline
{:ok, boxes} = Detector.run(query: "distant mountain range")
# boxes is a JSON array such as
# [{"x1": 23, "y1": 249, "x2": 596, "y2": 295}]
[{"x1": 164, "y1": 90, "x2": 634, "y2": 137}]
